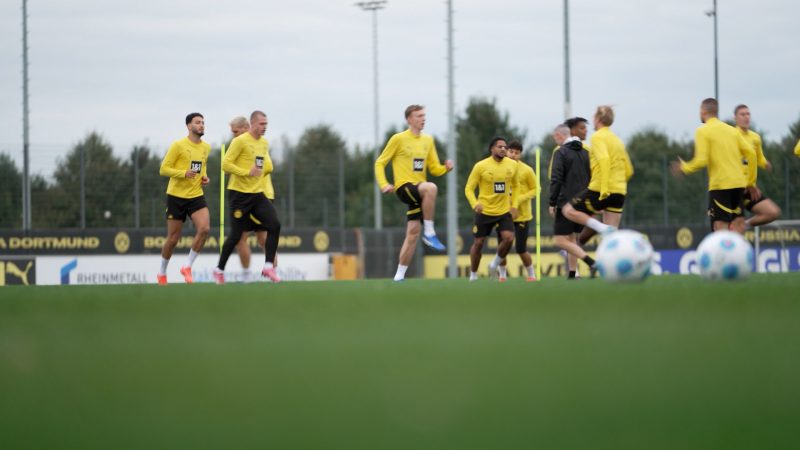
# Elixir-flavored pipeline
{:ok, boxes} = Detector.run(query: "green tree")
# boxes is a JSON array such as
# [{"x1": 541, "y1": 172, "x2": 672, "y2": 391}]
[{"x1": 0, "y1": 153, "x2": 22, "y2": 228}]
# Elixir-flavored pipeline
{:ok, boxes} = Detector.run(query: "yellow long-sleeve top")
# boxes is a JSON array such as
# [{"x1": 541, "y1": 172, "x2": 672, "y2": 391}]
[
  {"x1": 738, "y1": 127, "x2": 767, "y2": 186},
  {"x1": 374, "y1": 129, "x2": 448, "y2": 189},
  {"x1": 223, "y1": 132, "x2": 273, "y2": 194},
  {"x1": 512, "y1": 160, "x2": 539, "y2": 222},
  {"x1": 794, "y1": 138, "x2": 800, "y2": 157},
  {"x1": 681, "y1": 118, "x2": 752, "y2": 190},
  {"x1": 159, "y1": 137, "x2": 210, "y2": 199},
  {"x1": 264, "y1": 174, "x2": 275, "y2": 200},
  {"x1": 465, "y1": 156, "x2": 519, "y2": 217},
  {"x1": 587, "y1": 127, "x2": 633, "y2": 195}
]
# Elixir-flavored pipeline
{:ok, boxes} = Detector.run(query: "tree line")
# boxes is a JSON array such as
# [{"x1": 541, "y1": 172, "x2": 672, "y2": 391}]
[{"x1": 1, "y1": 97, "x2": 799, "y2": 230}]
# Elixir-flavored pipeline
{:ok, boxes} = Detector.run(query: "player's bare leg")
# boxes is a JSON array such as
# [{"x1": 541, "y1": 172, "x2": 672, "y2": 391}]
[
  {"x1": 418, "y1": 182, "x2": 445, "y2": 250},
  {"x1": 394, "y1": 220, "x2": 421, "y2": 281},
  {"x1": 158, "y1": 219, "x2": 184, "y2": 284},
  {"x1": 469, "y1": 236, "x2": 486, "y2": 281},
  {"x1": 747, "y1": 200, "x2": 781, "y2": 227}
]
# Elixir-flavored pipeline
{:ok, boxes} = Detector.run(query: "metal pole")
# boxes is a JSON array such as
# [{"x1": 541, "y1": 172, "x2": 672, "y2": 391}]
[
  {"x1": 662, "y1": 154, "x2": 669, "y2": 226},
  {"x1": 80, "y1": 144, "x2": 86, "y2": 229},
  {"x1": 785, "y1": 158, "x2": 790, "y2": 218},
  {"x1": 22, "y1": 0, "x2": 31, "y2": 230},
  {"x1": 706, "y1": 1, "x2": 719, "y2": 101},
  {"x1": 446, "y1": 0, "x2": 458, "y2": 279},
  {"x1": 563, "y1": 0, "x2": 571, "y2": 119},
  {"x1": 338, "y1": 144, "x2": 346, "y2": 250},
  {"x1": 355, "y1": 1, "x2": 387, "y2": 230},
  {"x1": 288, "y1": 147, "x2": 295, "y2": 228}
]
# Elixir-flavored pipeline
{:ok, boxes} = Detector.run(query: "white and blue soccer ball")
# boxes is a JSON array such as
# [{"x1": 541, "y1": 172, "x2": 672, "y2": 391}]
[
  {"x1": 595, "y1": 229, "x2": 654, "y2": 282},
  {"x1": 695, "y1": 231, "x2": 754, "y2": 281}
]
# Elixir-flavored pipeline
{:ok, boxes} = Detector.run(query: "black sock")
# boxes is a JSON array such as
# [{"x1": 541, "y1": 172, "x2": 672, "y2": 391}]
[
  {"x1": 582, "y1": 255, "x2": 595, "y2": 267},
  {"x1": 568, "y1": 271, "x2": 576, "y2": 279}
]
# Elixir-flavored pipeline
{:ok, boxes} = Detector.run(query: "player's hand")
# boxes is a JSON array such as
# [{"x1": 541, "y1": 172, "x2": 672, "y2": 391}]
[
  {"x1": 548, "y1": 206, "x2": 555, "y2": 217},
  {"x1": 670, "y1": 160, "x2": 684, "y2": 177},
  {"x1": 250, "y1": 166, "x2": 263, "y2": 177},
  {"x1": 510, "y1": 207, "x2": 519, "y2": 220},
  {"x1": 201, "y1": 176, "x2": 210, "y2": 186},
  {"x1": 474, "y1": 204, "x2": 483, "y2": 214},
  {"x1": 765, "y1": 161, "x2": 773, "y2": 172},
  {"x1": 444, "y1": 160, "x2": 454, "y2": 171},
  {"x1": 381, "y1": 184, "x2": 395, "y2": 194},
  {"x1": 599, "y1": 191, "x2": 610, "y2": 201},
  {"x1": 185, "y1": 170, "x2": 197, "y2": 179},
  {"x1": 747, "y1": 186, "x2": 762, "y2": 202}
]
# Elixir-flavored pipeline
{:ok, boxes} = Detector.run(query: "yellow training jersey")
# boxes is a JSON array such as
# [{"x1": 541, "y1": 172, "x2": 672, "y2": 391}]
[
  {"x1": 465, "y1": 156, "x2": 519, "y2": 217},
  {"x1": 587, "y1": 127, "x2": 633, "y2": 195},
  {"x1": 682, "y1": 118, "x2": 751, "y2": 191},
  {"x1": 263, "y1": 174, "x2": 275, "y2": 200},
  {"x1": 738, "y1": 127, "x2": 767, "y2": 186},
  {"x1": 374, "y1": 129, "x2": 447, "y2": 189},
  {"x1": 223, "y1": 132, "x2": 273, "y2": 194},
  {"x1": 512, "y1": 160, "x2": 538, "y2": 222},
  {"x1": 159, "y1": 137, "x2": 210, "y2": 199},
  {"x1": 795, "y1": 138, "x2": 800, "y2": 157}
]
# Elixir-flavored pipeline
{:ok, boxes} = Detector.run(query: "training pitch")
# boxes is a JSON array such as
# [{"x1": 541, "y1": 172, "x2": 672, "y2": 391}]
[{"x1": 1, "y1": 274, "x2": 799, "y2": 449}]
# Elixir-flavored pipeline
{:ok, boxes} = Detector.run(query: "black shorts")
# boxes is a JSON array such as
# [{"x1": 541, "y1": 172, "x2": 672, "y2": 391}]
[
  {"x1": 473, "y1": 212, "x2": 514, "y2": 238},
  {"x1": 743, "y1": 189, "x2": 768, "y2": 212},
  {"x1": 242, "y1": 197, "x2": 273, "y2": 232},
  {"x1": 395, "y1": 183, "x2": 423, "y2": 221},
  {"x1": 708, "y1": 188, "x2": 745, "y2": 226},
  {"x1": 553, "y1": 208, "x2": 584, "y2": 236},
  {"x1": 495, "y1": 220, "x2": 530, "y2": 253},
  {"x1": 570, "y1": 189, "x2": 626, "y2": 214},
  {"x1": 166, "y1": 194, "x2": 207, "y2": 222},
  {"x1": 229, "y1": 190, "x2": 278, "y2": 231}
]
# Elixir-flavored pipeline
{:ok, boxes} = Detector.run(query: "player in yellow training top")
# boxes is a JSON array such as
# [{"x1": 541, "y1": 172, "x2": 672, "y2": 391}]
[
  {"x1": 671, "y1": 98, "x2": 754, "y2": 234},
  {"x1": 229, "y1": 115, "x2": 275, "y2": 282},
  {"x1": 497, "y1": 139, "x2": 539, "y2": 282},
  {"x1": 562, "y1": 105, "x2": 633, "y2": 240},
  {"x1": 156, "y1": 112, "x2": 211, "y2": 285},
  {"x1": 464, "y1": 137, "x2": 519, "y2": 281},
  {"x1": 215, "y1": 110, "x2": 281, "y2": 284},
  {"x1": 374, "y1": 105, "x2": 453, "y2": 282},
  {"x1": 734, "y1": 104, "x2": 781, "y2": 228}
]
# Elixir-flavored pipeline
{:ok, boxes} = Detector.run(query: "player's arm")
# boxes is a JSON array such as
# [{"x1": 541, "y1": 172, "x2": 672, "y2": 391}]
[
  {"x1": 464, "y1": 164, "x2": 481, "y2": 211},
  {"x1": 754, "y1": 135, "x2": 769, "y2": 169},
  {"x1": 200, "y1": 146, "x2": 210, "y2": 185},
  {"x1": 222, "y1": 138, "x2": 250, "y2": 177},
  {"x1": 426, "y1": 140, "x2": 450, "y2": 177},
  {"x1": 592, "y1": 135, "x2": 611, "y2": 198},
  {"x1": 159, "y1": 142, "x2": 187, "y2": 178},
  {"x1": 795, "y1": 138, "x2": 800, "y2": 157},
  {"x1": 623, "y1": 148, "x2": 634, "y2": 181},
  {"x1": 374, "y1": 135, "x2": 398, "y2": 191},
  {"x1": 548, "y1": 147, "x2": 558, "y2": 179},
  {"x1": 262, "y1": 152, "x2": 274, "y2": 176},
  {"x1": 514, "y1": 167, "x2": 538, "y2": 207},
  {"x1": 548, "y1": 149, "x2": 566, "y2": 207},
  {"x1": 680, "y1": 128, "x2": 709, "y2": 175},
  {"x1": 510, "y1": 164, "x2": 520, "y2": 214}
]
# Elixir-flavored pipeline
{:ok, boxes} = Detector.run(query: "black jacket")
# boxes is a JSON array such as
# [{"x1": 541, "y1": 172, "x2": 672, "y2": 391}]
[{"x1": 549, "y1": 139, "x2": 591, "y2": 208}]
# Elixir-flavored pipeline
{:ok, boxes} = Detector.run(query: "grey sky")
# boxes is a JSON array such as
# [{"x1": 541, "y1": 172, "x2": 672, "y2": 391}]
[{"x1": 1, "y1": 0, "x2": 798, "y2": 176}]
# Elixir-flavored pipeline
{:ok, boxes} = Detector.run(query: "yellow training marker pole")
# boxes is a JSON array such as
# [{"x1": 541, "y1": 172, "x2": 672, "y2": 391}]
[
  {"x1": 535, "y1": 145, "x2": 541, "y2": 280},
  {"x1": 220, "y1": 144, "x2": 226, "y2": 253}
]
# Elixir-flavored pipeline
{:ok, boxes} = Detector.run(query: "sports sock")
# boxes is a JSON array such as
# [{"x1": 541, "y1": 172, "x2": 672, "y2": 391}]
[
  {"x1": 185, "y1": 249, "x2": 198, "y2": 268},
  {"x1": 394, "y1": 264, "x2": 408, "y2": 281},
  {"x1": 423, "y1": 220, "x2": 435, "y2": 237},
  {"x1": 159, "y1": 258, "x2": 169, "y2": 276}
]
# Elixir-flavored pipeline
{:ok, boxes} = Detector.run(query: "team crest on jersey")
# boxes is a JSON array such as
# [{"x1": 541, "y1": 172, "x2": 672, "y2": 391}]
[{"x1": 234, "y1": 210, "x2": 243, "y2": 219}]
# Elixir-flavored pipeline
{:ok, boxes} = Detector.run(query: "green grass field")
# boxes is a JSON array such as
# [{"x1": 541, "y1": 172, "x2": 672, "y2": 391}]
[{"x1": 2, "y1": 274, "x2": 799, "y2": 449}]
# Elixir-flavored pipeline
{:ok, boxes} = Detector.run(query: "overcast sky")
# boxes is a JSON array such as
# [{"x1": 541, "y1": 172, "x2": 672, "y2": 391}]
[{"x1": 1, "y1": 0, "x2": 798, "y2": 175}]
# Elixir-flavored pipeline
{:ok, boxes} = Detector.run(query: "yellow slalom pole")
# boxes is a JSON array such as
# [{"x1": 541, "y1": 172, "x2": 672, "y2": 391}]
[
  {"x1": 535, "y1": 145, "x2": 541, "y2": 280},
  {"x1": 220, "y1": 144, "x2": 226, "y2": 253}
]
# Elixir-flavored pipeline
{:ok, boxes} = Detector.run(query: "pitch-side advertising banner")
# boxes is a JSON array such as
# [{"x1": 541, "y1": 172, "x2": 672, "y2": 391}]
[{"x1": 35, "y1": 254, "x2": 330, "y2": 285}]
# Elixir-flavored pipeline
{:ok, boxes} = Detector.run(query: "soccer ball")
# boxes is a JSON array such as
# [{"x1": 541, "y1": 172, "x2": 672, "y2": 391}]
[
  {"x1": 695, "y1": 231, "x2": 754, "y2": 281},
  {"x1": 595, "y1": 229, "x2": 654, "y2": 282}
]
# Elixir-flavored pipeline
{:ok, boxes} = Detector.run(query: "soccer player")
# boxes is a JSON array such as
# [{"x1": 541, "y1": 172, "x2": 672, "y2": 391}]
[
  {"x1": 547, "y1": 124, "x2": 571, "y2": 180},
  {"x1": 498, "y1": 139, "x2": 538, "y2": 281},
  {"x1": 374, "y1": 105, "x2": 454, "y2": 282},
  {"x1": 229, "y1": 116, "x2": 273, "y2": 281},
  {"x1": 215, "y1": 110, "x2": 281, "y2": 284},
  {"x1": 734, "y1": 104, "x2": 781, "y2": 228},
  {"x1": 562, "y1": 105, "x2": 632, "y2": 236},
  {"x1": 464, "y1": 137, "x2": 519, "y2": 281},
  {"x1": 549, "y1": 117, "x2": 593, "y2": 278},
  {"x1": 156, "y1": 112, "x2": 211, "y2": 285},
  {"x1": 670, "y1": 98, "x2": 754, "y2": 234}
]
